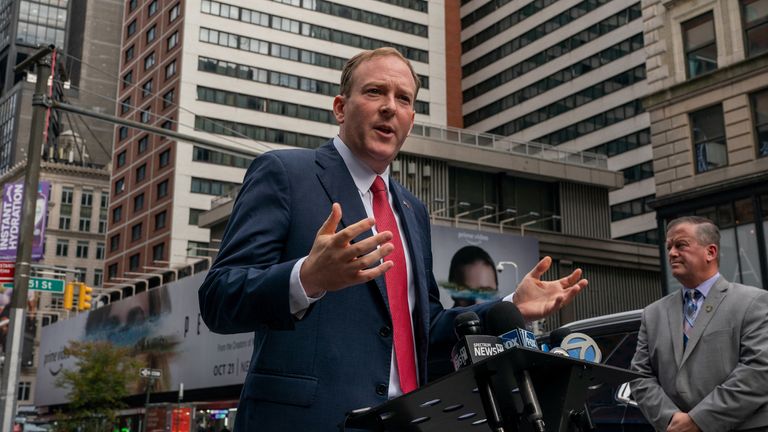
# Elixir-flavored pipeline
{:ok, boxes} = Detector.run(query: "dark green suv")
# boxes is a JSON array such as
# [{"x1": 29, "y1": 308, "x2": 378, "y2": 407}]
[{"x1": 542, "y1": 310, "x2": 653, "y2": 431}]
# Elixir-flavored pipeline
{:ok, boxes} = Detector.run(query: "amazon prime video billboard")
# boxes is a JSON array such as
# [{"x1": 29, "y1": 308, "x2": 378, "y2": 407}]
[{"x1": 431, "y1": 225, "x2": 539, "y2": 308}]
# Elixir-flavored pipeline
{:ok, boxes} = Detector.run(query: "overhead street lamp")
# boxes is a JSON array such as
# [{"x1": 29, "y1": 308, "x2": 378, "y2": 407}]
[
  {"x1": 455, "y1": 204, "x2": 494, "y2": 227},
  {"x1": 521, "y1": 215, "x2": 562, "y2": 237},
  {"x1": 499, "y1": 211, "x2": 540, "y2": 233},
  {"x1": 477, "y1": 208, "x2": 516, "y2": 230}
]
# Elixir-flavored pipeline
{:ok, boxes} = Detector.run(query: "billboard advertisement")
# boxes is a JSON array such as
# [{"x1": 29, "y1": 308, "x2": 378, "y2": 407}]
[
  {"x1": 0, "y1": 181, "x2": 50, "y2": 261},
  {"x1": 430, "y1": 225, "x2": 539, "y2": 308}
]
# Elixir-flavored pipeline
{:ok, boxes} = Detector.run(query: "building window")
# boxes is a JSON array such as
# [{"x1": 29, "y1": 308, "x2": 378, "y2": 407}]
[
  {"x1": 622, "y1": 161, "x2": 654, "y2": 185},
  {"x1": 753, "y1": 88, "x2": 768, "y2": 157},
  {"x1": 611, "y1": 195, "x2": 655, "y2": 222},
  {"x1": 93, "y1": 269, "x2": 103, "y2": 287},
  {"x1": 61, "y1": 187, "x2": 73, "y2": 204},
  {"x1": 129, "y1": 0, "x2": 138, "y2": 12},
  {"x1": 146, "y1": 25, "x2": 156, "y2": 43},
  {"x1": 138, "y1": 135, "x2": 149, "y2": 153},
  {"x1": 101, "y1": 193, "x2": 109, "y2": 209},
  {"x1": 136, "y1": 164, "x2": 147, "y2": 182},
  {"x1": 115, "y1": 178, "x2": 125, "y2": 194},
  {"x1": 188, "y1": 241, "x2": 209, "y2": 257},
  {"x1": 116, "y1": 150, "x2": 126, "y2": 168},
  {"x1": 119, "y1": 126, "x2": 129, "y2": 141},
  {"x1": 108, "y1": 263, "x2": 118, "y2": 280},
  {"x1": 110, "y1": 234, "x2": 120, "y2": 252},
  {"x1": 129, "y1": 254, "x2": 140, "y2": 271},
  {"x1": 170, "y1": 3, "x2": 180, "y2": 22},
  {"x1": 165, "y1": 60, "x2": 177, "y2": 78},
  {"x1": 153, "y1": 242, "x2": 165, "y2": 262},
  {"x1": 125, "y1": 45, "x2": 135, "y2": 62},
  {"x1": 157, "y1": 180, "x2": 169, "y2": 198},
  {"x1": 742, "y1": 0, "x2": 768, "y2": 58},
  {"x1": 155, "y1": 211, "x2": 167, "y2": 230},
  {"x1": 145, "y1": 52, "x2": 156, "y2": 70},
  {"x1": 127, "y1": 19, "x2": 137, "y2": 37},
  {"x1": 691, "y1": 104, "x2": 728, "y2": 173},
  {"x1": 162, "y1": 89, "x2": 174, "y2": 108},
  {"x1": 132, "y1": 223, "x2": 142, "y2": 241},
  {"x1": 56, "y1": 239, "x2": 68, "y2": 256},
  {"x1": 122, "y1": 70, "x2": 133, "y2": 88},
  {"x1": 79, "y1": 217, "x2": 91, "y2": 232},
  {"x1": 113, "y1": 205, "x2": 122, "y2": 223},
  {"x1": 121, "y1": 97, "x2": 131, "y2": 114},
  {"x1": 140, "y1": 108, "x2": 151, "y2": 123},
  {"x1": 682, "y1": 12, "x2": 717, "y2": 78},
  {"x1": 75, "y1": 241, "x2": 89, "y2": 258},
  {"x1": 75, "y1": 267, "x2": 87, "y2": 282},
  {"x1": 190, "y1": 177, "x2": 239, "y2": 196},
  {"x1": 162, "y1": 119, "x2": 174, "y2": 130},
  {"x1": 189, "y1": 208, "x2": 204, "y2": 225},
  {"x1": 134, "y1": 193, "x2": 145, "y2": 212},
  {"x1": 167, "y1": 31, "x2": 179, "y2": 50},
  {"x1": 99, "y1": 216, "x2": 107, "y2": 234},
  {"x1": 142, "y1": 79, "x2": 153, "y2": 98},
  {"x1": 96, "y1": 242, "x2": 105, "y2": 260},
  {"x1": 159, "y1": 149, "x2": 171, "y2": 167},
  {"x1": 81, "y1": 190, "x2": 93, "y2": 207},
  {"x1": 59, "y1": 215, "x2": 70, "y2": 230},
  {"x1": 148, "y1": 0, "x2": 158, "y2": 16},
  {"x1": 17, "y1": 382, "x2": 30, "y2": 401}
]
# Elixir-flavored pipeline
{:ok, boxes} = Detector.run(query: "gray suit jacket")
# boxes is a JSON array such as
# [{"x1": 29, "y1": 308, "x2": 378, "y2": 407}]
[{"x1": 630, "y1": 276, "x2": 768, "y2": 431}]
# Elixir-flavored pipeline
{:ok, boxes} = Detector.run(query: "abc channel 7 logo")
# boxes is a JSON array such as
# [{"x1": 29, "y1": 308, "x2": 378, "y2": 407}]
[{"x1": 560, "y1": 333, "x2": 602, "y2": 363}]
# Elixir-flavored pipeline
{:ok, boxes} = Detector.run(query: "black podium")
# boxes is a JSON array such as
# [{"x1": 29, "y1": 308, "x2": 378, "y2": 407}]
[{"x1": 343, "y1": 347, "x2": 645, "y2": 432}]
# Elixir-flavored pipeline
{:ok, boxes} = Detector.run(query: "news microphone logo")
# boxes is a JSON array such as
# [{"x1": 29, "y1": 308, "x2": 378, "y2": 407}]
[
  {"x1": 560, "y1": 332, "x2": 602, "y2": 362},
  {"x1": 499, "y1": 328, "x2": 538, "y2": 350}
]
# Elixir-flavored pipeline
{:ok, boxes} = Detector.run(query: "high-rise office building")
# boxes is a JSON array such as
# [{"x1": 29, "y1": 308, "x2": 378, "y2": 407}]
[
  {"x1": 458, "y1": 0, "x2": 655, "y2": 243},
  {"x1": 642, "y1": 0, "x2": 768, "y2": 292}
]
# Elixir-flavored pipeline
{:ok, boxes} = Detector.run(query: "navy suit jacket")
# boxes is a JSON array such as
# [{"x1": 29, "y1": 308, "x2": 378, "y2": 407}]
[{"x1": 199, "y1": 141, "x2": 496, "y2": 431}]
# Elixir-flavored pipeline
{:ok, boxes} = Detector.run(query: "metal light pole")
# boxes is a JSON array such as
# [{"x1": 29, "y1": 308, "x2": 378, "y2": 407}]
[{"x1": 0, "y1": 45, "x2": 54, "y2": 431}]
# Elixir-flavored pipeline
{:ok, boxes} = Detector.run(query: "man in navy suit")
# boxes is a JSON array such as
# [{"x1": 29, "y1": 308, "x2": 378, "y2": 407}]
[{"x1": 199, "y1": 47, "x2": 587, "y2": 431}]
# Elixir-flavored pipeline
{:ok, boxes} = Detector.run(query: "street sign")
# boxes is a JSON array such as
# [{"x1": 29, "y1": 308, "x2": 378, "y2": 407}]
[
  {"x1": 140, "y1": 368, "x2": 162, "y2": 379},
  {"x1": 0, "y1": 262, "x2": 14, "y2": 283},
  {"x1": 0, "y1": 278, "x2": 65, "y2": 293}
]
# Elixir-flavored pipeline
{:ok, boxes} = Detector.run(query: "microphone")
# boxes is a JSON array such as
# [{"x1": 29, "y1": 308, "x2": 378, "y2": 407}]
[
  {"x1": 486, "y1": 301, "x2": 538, "y2": 350},
  {"x1": 450, "y1": 312, "x2": 505, "y2": 371},
  {"x1": 486, "y1": 302, "x2": 546, "y2": 432},
  {"x1": 559, "y1": 332, "x2": 602, "y2": 363},
  {"x1": 449, "y1": 311, "x2": 506, "y2": 432}
]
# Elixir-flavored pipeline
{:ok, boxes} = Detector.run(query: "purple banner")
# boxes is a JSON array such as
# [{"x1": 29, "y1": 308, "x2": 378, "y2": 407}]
[{"x1": 0, "y1": 181, "x2": 50, "y2": 261}]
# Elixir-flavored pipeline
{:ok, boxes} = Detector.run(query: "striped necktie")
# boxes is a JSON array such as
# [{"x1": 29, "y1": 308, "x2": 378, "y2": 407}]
[{"x1": 683, "y1": 289, "x2": 702, "y2": 348}]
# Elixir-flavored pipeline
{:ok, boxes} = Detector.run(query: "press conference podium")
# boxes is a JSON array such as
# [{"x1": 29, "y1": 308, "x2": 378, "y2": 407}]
[{"x1": 343, "y1": 347, "x2": 646, "y2": 432}]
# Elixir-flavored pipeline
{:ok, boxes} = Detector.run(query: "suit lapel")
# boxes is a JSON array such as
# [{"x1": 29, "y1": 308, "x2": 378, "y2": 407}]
[
  {"x1": 314, "y1": 142, "x2": 386, "y2": 298},
  {"x1": 667, "y1": 293, "x2": 685, "y2": 367},
  {"x1": 680, "y1": 277, "x2": 728, "y2": 365}
]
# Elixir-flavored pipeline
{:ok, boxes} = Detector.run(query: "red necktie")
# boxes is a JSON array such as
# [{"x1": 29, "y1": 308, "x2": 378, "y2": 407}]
[{"x1": 371, "y1": 176, "x2": 417, "y2": 393}]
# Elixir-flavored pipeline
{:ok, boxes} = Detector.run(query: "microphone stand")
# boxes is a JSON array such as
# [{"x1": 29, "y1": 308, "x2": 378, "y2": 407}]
[
  {"x1": 475, "y1": 371, "x2": 505, "y2": 432},
  {"x1": 516, "y1": 369, "x2": 545, "y2": 432}
]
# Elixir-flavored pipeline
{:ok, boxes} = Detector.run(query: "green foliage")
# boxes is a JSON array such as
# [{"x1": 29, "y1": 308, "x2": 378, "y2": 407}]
[{"x1": 53, "y1": 340, "x2": 141, "y2": 432}]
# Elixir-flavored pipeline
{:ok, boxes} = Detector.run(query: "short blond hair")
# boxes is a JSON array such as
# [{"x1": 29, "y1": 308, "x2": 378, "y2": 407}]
[{"x1": 339, "y1": 48, "x2": 421, "y2": 98}]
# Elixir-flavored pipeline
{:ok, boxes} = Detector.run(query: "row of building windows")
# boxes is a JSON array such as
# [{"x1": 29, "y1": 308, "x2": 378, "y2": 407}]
[
  {"x1": 191, "y1": 177, "x2": 240, "y2": 196},
  {"x1": 487, "y1": 65, "x2": 646, "y2": 136},
  {"x1": 535, "y1": 99, "x2": 645, "y2": 146},
  {"x1": 462, "y1": 0, "x2": 558, "y2": 52},
  {"x1": 193, "y1": 146, "x2": 252, "y2": 169},
  {"x1": 107, "y1": 243, "x2": 166, "y2": 279},
  {"x1": 274, "y1": 0, "x2": 427, "y2": 12},
  {"x1": 622, "y1": 161, "x2": 654, "y2": 185},
  {"x1": 201, "y1": 1, "x2": 428, "y2": 63},
  {"x1": 464, "y1": 30, "x2": 642, "y2": 105},
  {"x1": 56, "y1": 215, "x2": 106, "y2": 234},
  {"x1": 275, "y1": 0, "x2": 427, "y2": 36},
  {"x1": 197, "y1": 86, "x2": 337, "y2": 125},
  {"x1": 195, "y1": 116, "x2": 328, "y2": 149},
  {"x1": 611, "y1": 194, "x2": 654, "y2": 222},
  {"x1": 463, "y1": 0, "x2": 618, "y2": 77},
  {"x1": 617, "y1": 228, "x2": 658, "y2": 245},
  {"x1": 463, "y1": 5, "x2": 642, "y2": 107},
  {"x1": 589, "y1": 128, "x2": 650, "y2": 157},
  {"x1": 111, "y1": 181, "x2": 169, "y2": 225},
  {"x1": 55, "y1": 239, "x2": 105, "y2": 260}
]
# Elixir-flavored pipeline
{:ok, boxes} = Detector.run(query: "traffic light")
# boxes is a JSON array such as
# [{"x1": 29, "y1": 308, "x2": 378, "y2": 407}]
[
  {"x1": 63, "y1": 282, "x2": 74, "y2": 310},
  {"x1": 77, "y1": 283, "x2": 92, "y2": 311}
]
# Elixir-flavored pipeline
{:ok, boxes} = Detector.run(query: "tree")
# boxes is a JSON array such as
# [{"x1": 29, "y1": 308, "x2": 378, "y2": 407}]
[{"x1": 54, "y1": 340, "x2": 140, "y2": 432}]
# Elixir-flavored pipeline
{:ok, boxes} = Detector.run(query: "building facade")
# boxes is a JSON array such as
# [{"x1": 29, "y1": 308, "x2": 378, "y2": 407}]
[
  {"x1": 642, "y1": 0, "x2": 768, "y2": 292},
  {"x1": 458, "y1": 0, "x2": 656, "y2": 243}
]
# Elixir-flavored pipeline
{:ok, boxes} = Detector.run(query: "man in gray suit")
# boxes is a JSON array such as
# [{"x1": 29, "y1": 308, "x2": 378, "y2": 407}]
[{"x1": 631, "y1": 216, "x2": 768, "y2": 432}]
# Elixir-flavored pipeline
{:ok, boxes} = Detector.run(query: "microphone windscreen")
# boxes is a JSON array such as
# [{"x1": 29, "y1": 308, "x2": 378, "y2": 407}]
[
  {"x1": 454, "y1": 311, "x2": 482, "y2": 337},
  {"x1": 548, "y1": 327, "x2": 572, "y2": 347},
  {"x1": 485, "y1": 301, "x2": 526, "y2": 336}
]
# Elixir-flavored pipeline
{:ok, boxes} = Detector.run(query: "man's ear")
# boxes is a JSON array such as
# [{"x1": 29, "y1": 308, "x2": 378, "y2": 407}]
[
  {"x1": 333, "y1": 95, "x2": 345, "y2": 124},
  {"x1": 706, "y1": 244, "x2": 718, "y2": 262}
]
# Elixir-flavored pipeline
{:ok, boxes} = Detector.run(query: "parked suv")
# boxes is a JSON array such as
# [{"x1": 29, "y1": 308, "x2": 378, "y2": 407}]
[{"x1": 542, "y1": 310, "x2": 653, "y2": 431}]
